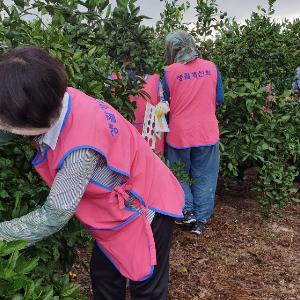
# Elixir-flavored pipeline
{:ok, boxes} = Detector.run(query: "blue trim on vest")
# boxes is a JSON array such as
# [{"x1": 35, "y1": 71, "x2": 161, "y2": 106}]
[
  {"x1": 32, "y1": 146, "x2": 42, "y2": 166},
  {"x1": 88, "y1": 211, "x2": 140, "y2": 231},
  {"x1": 32, "y1": 146, "x2": 50, "y2": 166},
  {"x1": 56, "y1": 145, "x2": 130, "y2": 177},
  {"x1": 139, "y1": 265, "x2": 155, "y2": 281},
  {"x1": 96, "y1": 241, "x2": 155, "y2": 281},
  {"x1": 94, "y1": 211, "x2": 155, "y2": 282},
  {"x1": 89, "y1": 179, "x2": 113, "y2": 192},
  {"x1": 166, "y1": 140, "x2": 219, "y2": 150},
  {"x1": 129, "y1": 189, "x2": 183, "y2": 218},
  {"x1": 60, "y1": 93, "x2": 72, "y2": 132},
  {"x1": 148, "y1": 206, "x2": 183, "y2": 218},
  {"x1": 89, "y1": 180, "x2": 139, "y2": 213},
  {"x1": 89, "y1": 180, "x2": 182, "y2": 218},
  {"x1": 128, "y1": 189, "x2": 146, "y2": 206},
  {"x1": 32, "y1": 94, "x2": 72, "y2": 167},
  {"x1": 96, "y1": 240, "x2": 120, "y2": 271}
]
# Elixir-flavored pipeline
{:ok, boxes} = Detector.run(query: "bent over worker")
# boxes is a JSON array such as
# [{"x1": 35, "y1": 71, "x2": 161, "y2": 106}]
[
  {"x1": 161, "y1": 31, "x2": 224, "y2": 235},
  {"x1": 0, "y1": 46, "x2": 184, "y2": 300}
]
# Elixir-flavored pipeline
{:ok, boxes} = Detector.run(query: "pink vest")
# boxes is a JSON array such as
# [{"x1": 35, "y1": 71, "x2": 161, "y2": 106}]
[
  {"x1": 33, "y1": 88, "x2": 183, "y2": 281},
  {"x1": 112, "y1": 73, "x2": 165, "y2": 154},
  {"x1": 165, "y1": 58, "x2": 219, "y2": 148}
]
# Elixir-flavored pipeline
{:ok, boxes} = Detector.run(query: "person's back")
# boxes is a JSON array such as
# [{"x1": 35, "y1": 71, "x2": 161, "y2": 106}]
[
  {"x1": 162, "y1": 30, "x2": 224, "y2": 235},
  {"x1": 165, "y1": 57, "x2": 219, "y2": 148}
]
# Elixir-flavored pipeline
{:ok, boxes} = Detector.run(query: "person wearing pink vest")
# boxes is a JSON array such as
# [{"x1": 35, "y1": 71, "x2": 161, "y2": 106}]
[
  {"x1": 109, "y1": 72, "x2": 165, "y2": 154},
  {"x1": 162, "y1": 31, "x2": 224, "y2": 235},
  {"x1": 0, "y1": 46, "x2": 184, "y2": 300}
]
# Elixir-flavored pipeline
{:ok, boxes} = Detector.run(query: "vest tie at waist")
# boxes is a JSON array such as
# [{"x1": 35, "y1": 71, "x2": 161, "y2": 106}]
[
  {"x1": 110, "y1": 183, "x2": 157, "y2": 266},
  {"x1": 110, "y1": 183, "x2": 132, "y2": 209}
]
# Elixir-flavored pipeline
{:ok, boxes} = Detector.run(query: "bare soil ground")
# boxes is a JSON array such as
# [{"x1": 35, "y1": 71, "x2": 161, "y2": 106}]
[{"x1": 72, "y1": 181, "x2": 300, "y2": 300}]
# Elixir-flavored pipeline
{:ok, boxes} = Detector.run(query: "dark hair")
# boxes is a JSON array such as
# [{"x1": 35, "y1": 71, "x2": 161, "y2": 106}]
[{"x1": 0, "y1": 46, "x2": 68, "y2": 128}]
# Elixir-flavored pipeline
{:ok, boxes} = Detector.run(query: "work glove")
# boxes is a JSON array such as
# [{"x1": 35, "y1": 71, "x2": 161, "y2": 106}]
[{"x1": 155, "y1": 102, "x2": 170, "y2": 118}]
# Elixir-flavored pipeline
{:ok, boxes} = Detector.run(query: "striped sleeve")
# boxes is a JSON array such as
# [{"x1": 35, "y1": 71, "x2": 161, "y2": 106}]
[
  {"x1": 0, "y1": 146, "x2": 156, "y2": 245},
  {"x1": 0, "y1": 148, "x2": 99, "y2": 245}
]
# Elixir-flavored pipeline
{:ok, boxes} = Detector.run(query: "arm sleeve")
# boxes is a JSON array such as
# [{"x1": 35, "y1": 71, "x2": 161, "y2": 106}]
[
  {"x1": 216, "y1": 66, "x2": 224, "y2": 106},
  {"x1": 0, "y1": 148, "x2": 99, "y2": 245},
  {"x1": 160, "y1": 71, "x2": 170, "y2": 103}
]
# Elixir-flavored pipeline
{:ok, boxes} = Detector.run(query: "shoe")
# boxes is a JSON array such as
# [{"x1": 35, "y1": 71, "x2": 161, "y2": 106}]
[
  {"x1": 191, "y1": 221, "x2": 205, "y2": 235},
  {"x1": 175, "y1": 211, "x2": 196, "y2": 225}
]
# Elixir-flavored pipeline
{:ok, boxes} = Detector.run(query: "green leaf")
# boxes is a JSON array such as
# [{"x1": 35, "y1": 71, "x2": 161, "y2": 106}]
[
  {"x1": 0, "y1": 267, "x2": 16, "y2": 280},
  {"x1": 88, "y1": 46, "x2": 97, "y2": 57},
  {"x1": 106, "y1": 3, "x2": 112, "y2": 17},
  {"x1": 7, "y1": 250, "x2": 19, "y2": 269},
  {"x1": 244, "y1": 82, "x2": 254, "y2": 91},
  {"x1": 11, "y1": 294, "x2": 24, "y2": 300},
  {"x1": 60, "y1": 283, "x2": 79, "y2": 297},
  {"x1": 40, "y1": 7, "x2": 48, "y2": 15},
  {"x1": 73, "y1": 51, "x2": 82, "y2": 60},
  {"x1": 14, "y1": 0, "x2": 25, "y2": 9},
  {"x1": 0, "y1": 240, "x2": 27, "y2": 257},
  {"x1": 42, "y1": 288, "x2": 54, "y2": 300},
  {"x1": 16, "y1": 256, "x2": 39, "y2": 274},
  {"x1": 279, "y1": 115, "x2": 290, "y2": 122}
]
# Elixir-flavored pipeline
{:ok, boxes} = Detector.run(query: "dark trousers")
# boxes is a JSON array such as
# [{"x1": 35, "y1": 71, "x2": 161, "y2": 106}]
[{"x1": 90, "y1": 213, "x2": 175, "y2": 300}]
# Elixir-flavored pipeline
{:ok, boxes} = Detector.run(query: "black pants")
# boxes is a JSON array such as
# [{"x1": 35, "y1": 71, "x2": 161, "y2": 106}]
[{"x1": 90, "y1": 213, "x2": 175, "y2": 300}]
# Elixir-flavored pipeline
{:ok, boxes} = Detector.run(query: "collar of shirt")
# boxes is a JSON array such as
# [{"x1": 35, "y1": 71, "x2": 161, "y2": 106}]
[{"x1": 38, "y1": 92, "x2": 69, "y2": 150}]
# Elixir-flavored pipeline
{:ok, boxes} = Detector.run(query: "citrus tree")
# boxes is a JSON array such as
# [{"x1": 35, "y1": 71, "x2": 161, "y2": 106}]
[{"x1": 0, "y1": 0, "x2": 299, "y2": 297}]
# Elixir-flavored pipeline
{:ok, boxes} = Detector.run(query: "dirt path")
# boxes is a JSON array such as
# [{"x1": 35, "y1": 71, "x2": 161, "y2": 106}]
[
  {"x1": 169, "y1": 189, "x2": 300, "y2": 300},
  {"x1": 73, "y1": 185, "x2": 300, "y2": 300}
]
